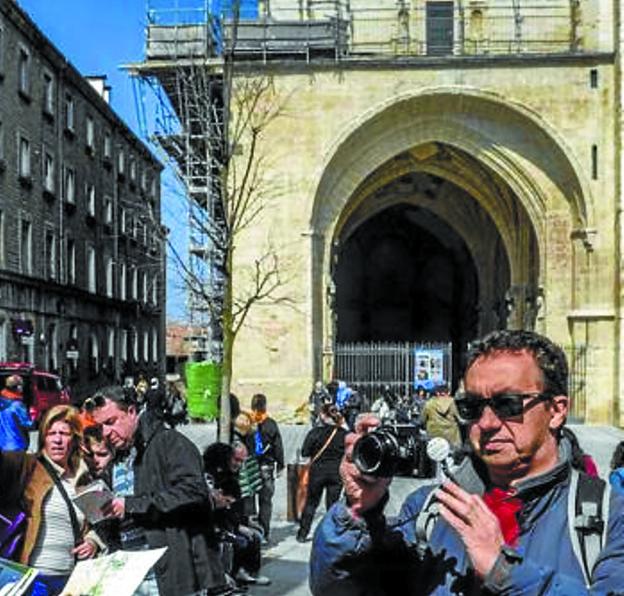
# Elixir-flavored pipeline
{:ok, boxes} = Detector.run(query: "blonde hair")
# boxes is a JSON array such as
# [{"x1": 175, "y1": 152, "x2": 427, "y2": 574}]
[{"x1": 38, "y1": 405, "x2": 83, "y2": 474}]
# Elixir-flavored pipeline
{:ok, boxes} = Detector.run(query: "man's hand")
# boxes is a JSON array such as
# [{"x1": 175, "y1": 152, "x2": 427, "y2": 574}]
[
  {"x1": 73, "y1": 538, "x2": 97, "y2": 559},
  {"x1": 339, "y1": 414, "x2": 391, "y2": 517},
  {"x1": 101, "y1": 497, "x2": 126, "y2": 519},
  {"x1": 436, "y1": 481, "x2": 504, "y2": 578}
]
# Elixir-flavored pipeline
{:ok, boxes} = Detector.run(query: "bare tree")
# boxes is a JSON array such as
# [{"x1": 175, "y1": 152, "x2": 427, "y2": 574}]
[{"x1": 137, "y1": 49, "x2": 291, "y2": 441}]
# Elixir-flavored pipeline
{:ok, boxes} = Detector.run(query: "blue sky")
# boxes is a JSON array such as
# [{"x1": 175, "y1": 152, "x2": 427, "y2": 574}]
[{"x1": 18, "y1": 0, "x2": 187, "y2": 321}]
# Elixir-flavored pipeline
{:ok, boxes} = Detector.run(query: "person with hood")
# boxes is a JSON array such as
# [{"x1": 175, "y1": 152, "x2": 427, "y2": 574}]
[
  {"x1": 88, "y1": 385, "x2": 227, "y2": 595},
  {"x1": 421, "y1": 383, "x2": 462, "y2": 447},
  {"x1": 0, "y1": 375, "x2": 33, "y2": 451}
]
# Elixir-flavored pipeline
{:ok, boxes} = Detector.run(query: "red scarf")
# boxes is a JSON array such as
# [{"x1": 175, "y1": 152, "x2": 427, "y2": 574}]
[{"x1": 483, "y1": 487, "x2": 522, "y2": 547}]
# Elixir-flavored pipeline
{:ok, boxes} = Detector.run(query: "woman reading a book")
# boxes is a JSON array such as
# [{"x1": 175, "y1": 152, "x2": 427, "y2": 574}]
[{"x1": 20, "y1": 405, "x2": 98, "y2": 595}]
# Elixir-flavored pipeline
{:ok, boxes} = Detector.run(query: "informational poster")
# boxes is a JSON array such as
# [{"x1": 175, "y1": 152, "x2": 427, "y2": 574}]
[
  {"x1": 414, "y1": 348, "x2": 446, "y2": 391},
  {"x1": 61, "y1": 548, "x2": 166, "y2": 596}
]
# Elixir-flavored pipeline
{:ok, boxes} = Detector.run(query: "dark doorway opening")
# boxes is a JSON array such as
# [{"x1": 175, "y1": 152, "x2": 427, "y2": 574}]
[{"x1": 333, "y1": 203, "x2": 479, "y2": 376}]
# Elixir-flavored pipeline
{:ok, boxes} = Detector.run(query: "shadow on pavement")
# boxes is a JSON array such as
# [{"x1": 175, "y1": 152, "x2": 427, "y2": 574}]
[{"x1": 248, "y1": 558, "x2": 310, "y2": 596}]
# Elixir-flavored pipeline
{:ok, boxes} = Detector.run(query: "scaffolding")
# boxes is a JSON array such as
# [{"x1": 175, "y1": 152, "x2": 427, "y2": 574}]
[{"x1": 131, "y1": 0, "x2": 226, "y2": 361}]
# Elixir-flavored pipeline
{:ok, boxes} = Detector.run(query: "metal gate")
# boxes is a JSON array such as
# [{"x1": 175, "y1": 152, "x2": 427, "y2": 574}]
[
  {"x1": 567, "y1": 344, "x2": 587, "y2": 422},
  {"x1": 333, "y1": 342, "x2": 452, "y2": 401}
]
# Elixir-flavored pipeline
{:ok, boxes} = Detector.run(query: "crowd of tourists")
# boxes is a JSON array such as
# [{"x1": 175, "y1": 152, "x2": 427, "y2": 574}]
[
  {"x1": 3, "y1": 329, "x2": 624, "y2": 595},
  {"x1": 0, "y1": 379, "x2": 284, "y2": 596}
]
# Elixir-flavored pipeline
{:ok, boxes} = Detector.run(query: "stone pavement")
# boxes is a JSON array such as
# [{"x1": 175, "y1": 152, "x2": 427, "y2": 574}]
[{"x1": 180, "y1": 422, "x2": 624, "y2": 596}]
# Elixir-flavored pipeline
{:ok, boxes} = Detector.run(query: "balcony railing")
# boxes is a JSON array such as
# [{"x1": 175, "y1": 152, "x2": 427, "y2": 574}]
[{"x1": 145, "y1": 1, "x2": 595, "y2": 62}]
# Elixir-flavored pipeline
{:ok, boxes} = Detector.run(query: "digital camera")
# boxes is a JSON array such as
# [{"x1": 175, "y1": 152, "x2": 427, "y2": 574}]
[{"x1": 352, "y1": 423, "x2": 429, "y2": 477}]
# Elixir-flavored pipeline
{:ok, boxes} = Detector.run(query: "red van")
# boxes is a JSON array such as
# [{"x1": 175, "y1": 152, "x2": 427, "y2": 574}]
[{"x1": 0, "y1": 362, "x2": 70, "y2": 425}]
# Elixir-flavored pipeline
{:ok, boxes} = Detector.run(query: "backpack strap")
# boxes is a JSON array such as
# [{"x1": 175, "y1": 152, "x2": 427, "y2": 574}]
[
  {"x1": 568, "y1": 468, "x2": 610, "y2": 587},
  {"x1": 414, "y1": 487, "x2": 440, "y2": 558}
]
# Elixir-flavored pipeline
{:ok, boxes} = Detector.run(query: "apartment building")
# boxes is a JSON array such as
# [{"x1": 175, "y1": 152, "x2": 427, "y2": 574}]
[{"x1": 0, "y1": 0, "x2": 165, "y2": 401}]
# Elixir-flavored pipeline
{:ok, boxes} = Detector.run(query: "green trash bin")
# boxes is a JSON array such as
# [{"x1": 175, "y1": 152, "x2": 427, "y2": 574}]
[{"x1": 185, "y1": 361, "x2": 221, "y2": 420}]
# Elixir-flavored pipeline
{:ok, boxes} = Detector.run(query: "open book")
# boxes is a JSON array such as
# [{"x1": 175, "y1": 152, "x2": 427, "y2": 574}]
[{"x1": 72, "y1": 479, "x2": 115, "y2": 524}]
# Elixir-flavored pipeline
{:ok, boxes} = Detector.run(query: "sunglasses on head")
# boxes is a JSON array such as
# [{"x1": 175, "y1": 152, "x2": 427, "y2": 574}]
[
  {"x1": 83, "y1": 389, "x2": 134, "y2": 412},
  {"x1": 455, "y1": 391, "x2": 553, "y2": 421},
  {"x1": 83, "y1": 394, "x2": 106, "y2": 412}
]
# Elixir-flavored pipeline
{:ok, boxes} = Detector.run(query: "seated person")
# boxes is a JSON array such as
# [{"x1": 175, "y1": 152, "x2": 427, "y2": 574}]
[{"x1": 203, "y1": 441, "x2": 270, "y2": 587}]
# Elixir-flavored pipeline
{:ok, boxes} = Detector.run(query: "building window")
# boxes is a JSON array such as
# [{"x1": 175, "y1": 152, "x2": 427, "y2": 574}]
[
  {"x1": 0, "y1": 120, "x2": 4, "y2": 162},
  {"x1": 47, "y1": 323, "x2": 58, "y2": 372},
  {"x1": 142, "y1": 271, "x2": 148, "y2": 303},
  {"x1": 67, "y1": 238, "x2": 76, "y2": 284},
  {"x1": 0, "y1": 319, "x2": 7, "y2": 362},
  {"x1": 117, "y1": 148, "x2": 125, "y2": 175},
  {"x1": 20, "y1": 219, "x2": 32, "y2": 274},
  {"x1": 152, "y1": 274, "x2": 158, "y2": 305},
  {"x1": 18, "y1": 135, "x2": 31, "y2": 180},
  {"x1": 141, "y1": 169, "x2": 147, "y2": 192},
  {"x1": 120, "y1": 262, "x2": 127, "y2": 300},
  {"x1": 63, "y1": 166, "x2": 75, "y2": 203},
  {"x1": 87, "y1": 245, "x2": 96, "y2": 292},
  {"x1": 104, "y1": 131, "x2": 112, "y2": 160},
  {"x1": 43, "y1": 71, "x2": 55, "y2": 115},
  {"x1": 131, "y1": 266, "x2": 138, "y2": 300},
  {"x1": 129, "y1": 156, "x2": 136, "y2": 182},
  {"x1": 0, "y1": 22, "x2": 5, "y2": 76},
  {"x1": 44, "y1": 152, "x2": 55, "y2": 193},
  {"x1": 151, "y1": 328, "x2": 158, "y2": 363},
  {"x1": 143, "y1": 330, "x2": 149, "y2": 362},
  {"x1": 89, "y1": 332, "x2": 99, "y2": 376},
  {"x1": 45, "y1": 231, "x2": 56, "y2": 280},
  {"x1": 120, "y1": 207, "x2": 127, "y2": 234},
  {"x1": 107, "y1": 327, "x2": 115, "y2": 359},
  {"x1": 86, "y1": 184, "x2": 96, "y2": 216},
  {"x1": 120, "y1": 328, "x2": 128, "y2": 362},
  {"x1": 105, "y1": 256, "x2": 114, "y2": 297},
  {"x1": 0, "y1": 209, "x2": 4, "y2": 267},
  {"x1": 132, "y1": 326, "x2": 138, "y2": 362},
  {"x1": 150, "y1": 177, "x2": 157, "y2": 198},
  {"x1": 18, "y1": 46, "x2": 30, "y2": 97},
  {"x1": 64, "y1": 93, "x2": 74, "y2": 132},
  {"x1": 104, "y1": 196, "x2": 113, "y2": 225},
  {"x1": 86, "y1": 116, "x2": 95, "y2": 153}
]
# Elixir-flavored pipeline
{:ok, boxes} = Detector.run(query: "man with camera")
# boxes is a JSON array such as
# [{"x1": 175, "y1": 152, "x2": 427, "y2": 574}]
[{"x1": 310, "y1": 330, "x2": 624, "y2": 594}]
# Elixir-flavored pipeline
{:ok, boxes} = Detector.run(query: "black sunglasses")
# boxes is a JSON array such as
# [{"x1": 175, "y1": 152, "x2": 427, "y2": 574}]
[{"x1": 455, "y1": 392, "x2": 553, "y2": 421}]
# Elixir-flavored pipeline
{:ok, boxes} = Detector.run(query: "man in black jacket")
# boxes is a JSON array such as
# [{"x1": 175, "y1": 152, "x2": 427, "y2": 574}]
[
  {"x1": 90, "y1": 385, "x2": 226, "y2": 596},
  {"x1": 248, "y1": 393, "x2": 284, "y2": 543}
]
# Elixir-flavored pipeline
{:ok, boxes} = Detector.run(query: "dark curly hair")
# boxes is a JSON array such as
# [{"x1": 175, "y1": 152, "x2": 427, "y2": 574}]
[{"x1": 465, "y1": 330, "x2": 568, "y2": 396}]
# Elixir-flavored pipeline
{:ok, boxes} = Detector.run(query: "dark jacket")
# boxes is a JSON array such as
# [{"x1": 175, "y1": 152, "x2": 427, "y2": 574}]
[
  {"x1": 123, "y1": 414, "x2": 222, "y2": 596},
  {"x1": 301, "y1": 424, "x2": 347, "y2": 474},
  {"x1": 247, "y1": 417, "x2": 284, "y2": 471},
  {"x1": 310, "y1": 456, "x2": 624, "y2": 595}
]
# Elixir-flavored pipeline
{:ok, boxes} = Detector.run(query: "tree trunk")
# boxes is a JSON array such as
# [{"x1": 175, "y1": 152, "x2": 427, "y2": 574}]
[{"x1": 218, "y1": 247, "x2": 234, "y2": 443}]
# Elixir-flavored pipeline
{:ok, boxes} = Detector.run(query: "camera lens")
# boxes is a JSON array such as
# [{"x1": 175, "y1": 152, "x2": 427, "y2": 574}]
[{"x1": 353, "y1": 429, "x2": 400, "y2": 477}]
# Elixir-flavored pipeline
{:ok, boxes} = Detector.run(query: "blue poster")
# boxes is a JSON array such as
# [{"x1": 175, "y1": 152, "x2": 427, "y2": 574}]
[{"x1": 414, "y1": 349, "x2": 446, "y2": 390}]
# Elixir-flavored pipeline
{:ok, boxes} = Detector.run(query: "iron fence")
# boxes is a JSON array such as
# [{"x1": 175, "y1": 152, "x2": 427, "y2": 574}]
[{"x1": 333, "y1": 341, "x2": 452, "y2": 401}]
